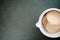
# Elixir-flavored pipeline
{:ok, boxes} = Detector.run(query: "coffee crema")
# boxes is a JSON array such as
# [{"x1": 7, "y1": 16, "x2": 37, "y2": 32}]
[{"x1": 42, "y1": 10, "x2": 60, "y2": 34}]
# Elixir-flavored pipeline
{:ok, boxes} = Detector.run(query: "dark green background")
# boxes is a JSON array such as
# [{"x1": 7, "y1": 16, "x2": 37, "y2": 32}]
[{"x1": 0, "y1": 0, "x2": 60, "y2": 40}]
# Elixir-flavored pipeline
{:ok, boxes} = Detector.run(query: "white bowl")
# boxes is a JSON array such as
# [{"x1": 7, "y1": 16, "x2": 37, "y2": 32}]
[{"x1": 36, "y1": 8, "x2": 60, "y2": 38}]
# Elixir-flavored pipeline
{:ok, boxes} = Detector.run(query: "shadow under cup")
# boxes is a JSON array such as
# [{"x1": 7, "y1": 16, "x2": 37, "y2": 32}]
[{"x1": 36, "y1": 8, "x2": 60, "y2": 38}]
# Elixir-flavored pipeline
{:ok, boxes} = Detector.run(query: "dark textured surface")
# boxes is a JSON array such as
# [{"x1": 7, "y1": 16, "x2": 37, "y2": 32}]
[{"x1": 0, "y1": 0, "x2": 60, "y2": 40}]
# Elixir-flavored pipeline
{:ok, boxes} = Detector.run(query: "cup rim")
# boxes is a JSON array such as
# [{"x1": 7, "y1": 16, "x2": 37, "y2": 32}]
[{"x1": 36, "y1": 8, "x2": 60, "y2": 38}]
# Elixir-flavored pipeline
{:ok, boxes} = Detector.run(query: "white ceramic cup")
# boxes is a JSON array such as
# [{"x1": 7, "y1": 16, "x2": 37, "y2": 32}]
[{"x1": 36, "y1": 8, "x2": 60, "y2": 38}]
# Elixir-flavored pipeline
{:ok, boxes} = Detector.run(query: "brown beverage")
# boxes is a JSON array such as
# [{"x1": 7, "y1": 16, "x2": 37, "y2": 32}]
[{"x1": 42, "y1": 10, "x2": 60, "y2": 34}]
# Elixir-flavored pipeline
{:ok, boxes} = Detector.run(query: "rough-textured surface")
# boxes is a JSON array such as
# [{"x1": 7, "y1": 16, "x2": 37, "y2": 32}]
[{"x1": 0, "y1": 0, "x2": 60, "y2": 40}]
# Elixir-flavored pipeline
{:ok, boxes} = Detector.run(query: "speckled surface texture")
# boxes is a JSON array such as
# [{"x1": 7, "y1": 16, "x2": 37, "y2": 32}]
[{"x1": 0, "y1": 0, "x2": 60, "y2": 40}]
